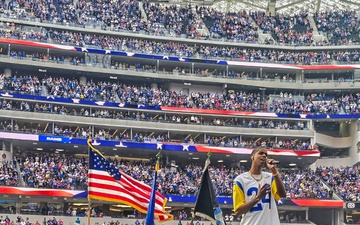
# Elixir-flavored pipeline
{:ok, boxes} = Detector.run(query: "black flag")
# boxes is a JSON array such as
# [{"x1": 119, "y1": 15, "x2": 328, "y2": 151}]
[{"x1": 193, "y1": 166, "x2": 225, "y2": 225}]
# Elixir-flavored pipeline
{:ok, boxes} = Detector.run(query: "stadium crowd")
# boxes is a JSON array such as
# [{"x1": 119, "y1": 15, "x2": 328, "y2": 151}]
[
  {"x1": 1, "y1": 23, "x2": 360, "y2": 65},
  {"x1": 315, "y1": 11, "x2": 360, "y2": 46},
  {"x1": 0, "y1": 104, "x2": 315, "y2": 150},
  {"x1": 1, "y1": 74, "x2": 359, "y2": 114},
  {"x1": 251, "y1": 11, "x2": 313, "y2": 46},
  {"x1": 0, "y1": 3, "x2": 357, "y2": 224},
  {"x1": 0, "y1": 154, "x2": 329, "y2": 200},
  {"x1": 317, "y1": 166, "x2": 359, "y2": 201},
  {"x1": 1, "y1": 0, "x2": 359, "y2": 46},
  {"x1": 0, "y1": 98, "x2": 309, "y2": 131},
  {"x1": 284, "y1": 169, "x2": 333, "y2": 199},
  {"x1": 0, "y1": 160, "x2": 19, "y2": 186},
  {"x1": 197, "y1": 7, "x2": 258, "y2": 42},
  {"x1": 142, "y1": 3, "x2": 206, "y2": 38}
]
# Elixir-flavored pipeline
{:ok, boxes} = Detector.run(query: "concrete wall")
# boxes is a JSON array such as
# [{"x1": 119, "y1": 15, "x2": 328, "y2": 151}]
[
  {"x1": 314, "y1": 133, "x2": 352, "y2": 149},
  {"x1": 313, "y1": 120, "x2": 360, "y2": 169}
]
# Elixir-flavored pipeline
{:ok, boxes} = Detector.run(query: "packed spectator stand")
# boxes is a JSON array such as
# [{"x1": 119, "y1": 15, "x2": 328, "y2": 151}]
[
  {"x1": 0, "y1": 74, "x2": 351, "y2": 202},
  {"x1": 1, "y1": 23, "x2": 360, "y2": 65},
  {"x1": 0, "y1": 98, "x2": 314, "y2": 150},
  {"x1": 0, "y1": 74, "x2": 358, "y2": 115},
  {"x1": 252, "y1": 11, "x2": 313, "y2": 46},
  {"x1": 0, "y1": 153, "x2": 332, "y2": 201},
  {"x1": 0, "y1": 0, "x2": 356, "y2": 47},
  {"x1": 0, "y1": 1, "x2": 358, "y2": 224},
  {"x1": 317, "y1": 166, "x2": 360, "y2": 201},
  {"x1": 198, "y1": 7, "x2": 258, "y2": 42},
  {"x1": 0, "y1": 73, "x2": 339, "y2": 200},
  {"x1": 315, "y1": 11, "x2": 360, "y2": 46}
]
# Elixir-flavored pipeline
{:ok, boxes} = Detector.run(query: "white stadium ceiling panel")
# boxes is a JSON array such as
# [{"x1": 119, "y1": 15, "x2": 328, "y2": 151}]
[
  {"x1": 211, "y1": 0, "x2": 268, "y2": 12},
  {"x1": 319, "y1": 0, "x2": 360, "y2": 12},
  {"x1": 276, "y1": 0, "x2": 318, "y2": 15},
  {"x1": 211, "y1": 0, "x2": 360, "y2": 14}
]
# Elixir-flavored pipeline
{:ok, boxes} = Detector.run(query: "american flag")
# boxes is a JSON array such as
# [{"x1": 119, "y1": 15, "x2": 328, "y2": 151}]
[{"x1": 88, "y1": 146, "x2": 173, "y2": 221}]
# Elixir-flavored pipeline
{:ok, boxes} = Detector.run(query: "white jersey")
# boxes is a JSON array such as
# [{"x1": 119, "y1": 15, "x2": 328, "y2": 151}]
[{"x1": 233, "y1": 172, "x2": 281, "y2": 225}]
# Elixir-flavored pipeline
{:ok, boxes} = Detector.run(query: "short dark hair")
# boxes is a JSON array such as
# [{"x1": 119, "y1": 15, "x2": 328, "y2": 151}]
[{"x1": 250, "y1": 147, "x2": 267, "y2": 159}]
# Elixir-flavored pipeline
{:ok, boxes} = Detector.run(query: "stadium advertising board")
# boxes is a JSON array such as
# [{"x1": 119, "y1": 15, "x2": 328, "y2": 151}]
[
  {"x1": 38, "y1": 135, "x2": 70, "y2": 143},
  {"x1": 346, "y1": 202, "x2": 360, "y2": 209}
]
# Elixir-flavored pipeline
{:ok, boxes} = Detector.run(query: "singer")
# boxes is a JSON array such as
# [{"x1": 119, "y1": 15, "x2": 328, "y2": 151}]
[{"x1": 232, "y1": 147, "x2": 286, "y2": 225}]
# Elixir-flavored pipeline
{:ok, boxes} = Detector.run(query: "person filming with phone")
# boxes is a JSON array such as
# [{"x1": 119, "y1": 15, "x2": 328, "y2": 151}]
[{"x1": 233, "y1": 147, "x2": 286, "y2": 225}]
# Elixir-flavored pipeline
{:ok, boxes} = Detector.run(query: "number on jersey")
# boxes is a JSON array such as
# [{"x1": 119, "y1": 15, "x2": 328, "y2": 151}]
[{"x1": 247, "y1": 187, "x2": 271, "y2": 212}]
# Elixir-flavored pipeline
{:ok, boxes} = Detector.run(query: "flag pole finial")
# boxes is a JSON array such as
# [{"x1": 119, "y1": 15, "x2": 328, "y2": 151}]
[
  {"x1": 156, "y1": 151, "x2": 162, "y2": 162},
  {"x1": 155, "y1": 151, "x2": 162, "y2": 173},
  {"x1": 204, "y1": 150, "x2": 212, "y2": 170}
]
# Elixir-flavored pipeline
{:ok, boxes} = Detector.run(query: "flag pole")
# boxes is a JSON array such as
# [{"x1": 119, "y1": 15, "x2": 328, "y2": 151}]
[
  {"x1": 87, "y1": 196, "x2": 91, "y2": 225},
  {"x1": 87, "y1": 139, "x2": 92, "y2": 225},
  {"x1": 145, "y1": 150, "x2": 162, "y2": 225}
]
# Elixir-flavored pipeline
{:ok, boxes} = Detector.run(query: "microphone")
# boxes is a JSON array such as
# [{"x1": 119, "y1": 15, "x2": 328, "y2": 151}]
[{"x1": 268, "y1": 160, "x2": 280, "y2": 165}]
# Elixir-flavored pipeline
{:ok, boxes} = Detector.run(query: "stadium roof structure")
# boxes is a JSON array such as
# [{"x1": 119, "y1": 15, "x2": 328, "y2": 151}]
[{"x1": 184, "y1": 0, "x2": 360, "y2": 15}]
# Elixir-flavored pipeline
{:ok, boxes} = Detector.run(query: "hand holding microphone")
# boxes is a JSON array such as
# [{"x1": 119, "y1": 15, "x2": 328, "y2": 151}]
[
  {"x1": 266, "y1": 158, "x2": 280, "y2": 178},
  {"x1": 268, "y1": 160, "x2": 280, "y2": 165},
  {"x1": 266, "y1": 158, "x2": 280, "y2": 166}
]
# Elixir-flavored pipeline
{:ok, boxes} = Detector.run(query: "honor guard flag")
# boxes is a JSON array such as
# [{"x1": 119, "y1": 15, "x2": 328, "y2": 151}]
[
  {"x1": 87, "y1": 140, "x2": 173, "y2": 222},
  {"x1": 193, "y1": 166, "x2": 225, "y2": 225},
  {"x1": 145, "y1": 161, "x2": 160, "y2": 225}
]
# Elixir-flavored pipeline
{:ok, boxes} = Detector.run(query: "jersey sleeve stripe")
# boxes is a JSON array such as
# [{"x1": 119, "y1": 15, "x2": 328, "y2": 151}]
[
  {"x1": 236, "y1": 181, "x2": 244, "y2": 193},
  {"x1": 271, "y1": 178, "x2": 281, "y2": 201}
]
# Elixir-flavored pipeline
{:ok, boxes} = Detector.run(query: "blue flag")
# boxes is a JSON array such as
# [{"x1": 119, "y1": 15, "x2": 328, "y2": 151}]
[{"x1": 145, "y1": 169, "x2": 158, "y2": 225}]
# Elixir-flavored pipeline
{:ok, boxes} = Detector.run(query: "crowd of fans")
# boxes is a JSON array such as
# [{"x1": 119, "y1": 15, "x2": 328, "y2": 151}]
[
  {"x1": 0, "y1": 160, "x2": 19, "y2": 186},
  {"x1": 284, "y1": 169, "x2": 332, "y2": 199},
  {"x1": 1, "y1": 0, "x2": 358, "y2": 46},
  {"x1": 2, "y1": 23, "x2": 360, "y2": 65},
  {"x1": 197, "y1": 7, "x2": 258, "y2": 42},
  {"x1": 315, "y1": 11, "x2": 360, "y2": 46},
  {"x1": 21, "y1": 155, "x2": 87, "y2": 190},
  {"x1": 1, "y1": 162, "x2": 359, "y2": 223},
  {"x1": 6, "y1": 154, "x2": 356, "y2": 205},
  {"x1": 0, "y1": 154, "x2": 328, "y2": 200},
  {"x1": 0, "y1": 4, "x2": 358, "y2": 224},
  {"x1": 9, "y1": 0, "x2": 144, "y2": 32},
  {"x1": 252, "y1": 11, "x2": 313, "y2": 46},
  {"x1": 317, "y1": 166, "x2": 359, "y2": 201},
  {"x1": 1, "y1": 74, "x2": 360, "y2": 115},
  {"x1": 17, "y1": 156, "x2": 356, "y2": 201},
  {"x1": 142, "y1": 3, "x2": 206, "y2": 38},
  {"x1": 0, "y1": 102, "x2": 315, "y2": 150}
]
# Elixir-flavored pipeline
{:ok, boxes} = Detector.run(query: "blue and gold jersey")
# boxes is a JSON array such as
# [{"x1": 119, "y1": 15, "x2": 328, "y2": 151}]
[{"x1": 233, "y1": 172, "x2": 281, "y2": 225}]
